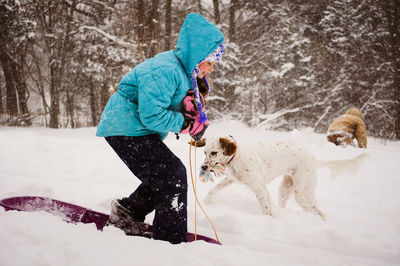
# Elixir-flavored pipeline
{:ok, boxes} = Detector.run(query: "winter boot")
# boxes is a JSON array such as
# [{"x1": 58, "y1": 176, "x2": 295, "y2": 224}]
[
  {"x1": 108, "y1": 199, "x2": 152, "y2": 238},
  {"x1": 109, "y1": 199, "x2": 134, "y2": 225}
]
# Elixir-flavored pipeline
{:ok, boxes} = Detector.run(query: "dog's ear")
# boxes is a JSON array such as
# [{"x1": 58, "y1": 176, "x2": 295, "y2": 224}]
[
  {"x1": 219, "y1": 137, "x2": 237, "y2": 156},
  {"x1": 188, "y1": 138, "x2": 206, "y2": 147}
]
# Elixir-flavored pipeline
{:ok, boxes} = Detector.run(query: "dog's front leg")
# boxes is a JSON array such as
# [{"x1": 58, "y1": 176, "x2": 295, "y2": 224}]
[
  {"x1": 248, "y1": 183, "x2": 273, "y2": 216},
  {"x1": 204, "y1": 177, "x2": 234, "y2": 205}
]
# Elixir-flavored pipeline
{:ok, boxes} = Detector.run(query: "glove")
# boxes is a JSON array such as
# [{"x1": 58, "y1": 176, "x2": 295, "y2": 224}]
[
  {"x1": 180, "y1": 111, "x2": 209, "y2": 141},
  {"x1": 181, "y1": 115, "x2": 193, "y2": 132},
  {"x1": 180, "y1": 90, "x2": 208, "y2": 141},
  {"x1": 191, "y1": 121, "x2": 208, "y2": 141},
  {"x1": 182, "y1": 90, "x2": 206, "y2": 114}
]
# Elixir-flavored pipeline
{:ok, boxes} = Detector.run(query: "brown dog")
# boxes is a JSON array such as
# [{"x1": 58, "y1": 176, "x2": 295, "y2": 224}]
[{"x1": 327, "y1": 108, "x2": 367, "y2": 148}]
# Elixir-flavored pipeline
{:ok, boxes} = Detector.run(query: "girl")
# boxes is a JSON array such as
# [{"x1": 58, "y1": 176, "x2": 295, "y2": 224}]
[{"x1": 96, "y1": 13, "x2": 224, "y2": 244}]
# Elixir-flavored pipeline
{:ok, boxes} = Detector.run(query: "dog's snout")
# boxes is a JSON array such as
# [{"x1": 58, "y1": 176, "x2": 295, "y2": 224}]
[{"x1": 201, "y1": 165, "x2": 208, "y2": 171}]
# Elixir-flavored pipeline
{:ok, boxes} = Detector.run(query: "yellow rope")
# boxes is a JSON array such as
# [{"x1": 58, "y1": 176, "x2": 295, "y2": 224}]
[
  {"x1": 188, "y1": 141, "x2": 197, "y2": 239},
  {"x1": 189, "y1": 141, "x2": 220, "y2": 243}
]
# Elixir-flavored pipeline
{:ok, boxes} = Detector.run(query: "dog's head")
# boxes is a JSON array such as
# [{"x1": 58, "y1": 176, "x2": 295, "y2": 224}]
[{"x1": 190, "y1": 137, "x2": 237, "y2": 173}]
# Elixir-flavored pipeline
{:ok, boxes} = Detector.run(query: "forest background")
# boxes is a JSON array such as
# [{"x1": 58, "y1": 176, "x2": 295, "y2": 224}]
[{"x1": 1, "y1": 0, "x2": 399, "y2": 140}]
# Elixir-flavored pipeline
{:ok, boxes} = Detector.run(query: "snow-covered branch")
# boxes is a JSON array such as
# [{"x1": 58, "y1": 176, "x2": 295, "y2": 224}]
[{"x1": 80, "y1": 26, "x2": 136, "y2": 48}]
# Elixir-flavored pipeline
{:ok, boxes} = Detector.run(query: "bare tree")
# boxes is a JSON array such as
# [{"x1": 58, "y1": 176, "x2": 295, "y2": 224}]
[
  {"x1": 33, "y1": 0, "x2": 78, "y2": 128},
  {"x1": 379, "y1": 0, "x2": 400, "y2": 139},
  {"x1": 0, "y1": 0, "x2": 32, "y2": 125},
  {"x1": 0, "y1": 2, "x2": 18, "y2": 116}
]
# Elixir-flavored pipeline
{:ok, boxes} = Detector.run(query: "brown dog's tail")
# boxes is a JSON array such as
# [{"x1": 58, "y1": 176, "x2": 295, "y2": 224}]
[{"x1": 316, "y1": 153, "x2": 370, "y2": 179}]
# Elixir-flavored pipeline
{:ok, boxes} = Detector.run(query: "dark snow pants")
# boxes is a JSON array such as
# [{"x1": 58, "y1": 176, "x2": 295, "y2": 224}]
[{"x1": 105, "y1": 135, "x2": 188, "y2": 244}]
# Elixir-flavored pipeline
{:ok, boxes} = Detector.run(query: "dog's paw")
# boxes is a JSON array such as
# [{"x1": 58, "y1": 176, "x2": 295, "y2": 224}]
[{"x1": 261, "y1": 207, "x2": 273, "y2": 217}]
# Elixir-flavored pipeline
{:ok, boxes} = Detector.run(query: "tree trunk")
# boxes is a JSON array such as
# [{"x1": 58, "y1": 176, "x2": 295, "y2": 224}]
[
  {"x1": 31, "y1": 50, "x2": 49, "y2": 126},
  {"x1": 46, "y1": 0, "x2": 76, "y2": 128},
  {"x1": 164, "y1": 0, "x2": 172, "y2": 50},
  {"x1": 148, "y1": 0, "x2": 160, "y2": 57},
  {"x1": 229, "y1": 0, "x2": 238, "y2": 41},
  {"x1": 10, "y1": 53, "x2": 31, "y2": 125},
  {"x1": 65, "y1": 85, "x2": 76, "y2": 128},
  {"x1": 382, "y1": 0, "x2": 400, "y2": 139},
  {"x1": 391, "y1": 0, "x2": 400, "y2": 139},
  {"x1": 49, "y1": 65, "x2": 61, "y2": 128},
  {"x1": 89, "y1": 78, "x2": 98, "y2": 127},
  {"x1": 135, "y1": 0, "x2": 146, "y2": 58},
  {"x1": 0, "y1": 76, "x2": 3, "y2": 113},
  {"x1": 100, "y1": 84, "x2": 110, "y2": 115},
  {"x1": 213, "y1": 0, "x2": 220, "y2": 24},
  {"x1": 0, "y1": 50, "x2": 18, "y2": 116}
]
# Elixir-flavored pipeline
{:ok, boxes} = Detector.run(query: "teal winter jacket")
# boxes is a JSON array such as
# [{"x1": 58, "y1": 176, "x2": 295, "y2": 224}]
[{"x1": 96, "y1": 13, "x2": 224, "y2": 140}]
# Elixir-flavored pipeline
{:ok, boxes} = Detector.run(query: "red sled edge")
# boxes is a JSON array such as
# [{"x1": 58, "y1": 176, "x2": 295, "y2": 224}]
[{"x1": 0, "y1": 196, "x2": 222, "y2": 245}]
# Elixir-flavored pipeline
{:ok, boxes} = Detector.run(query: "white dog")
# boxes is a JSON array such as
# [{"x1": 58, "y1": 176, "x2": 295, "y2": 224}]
[{"x1": 192, "y1": 136, "x2": 368, "y2": 219}]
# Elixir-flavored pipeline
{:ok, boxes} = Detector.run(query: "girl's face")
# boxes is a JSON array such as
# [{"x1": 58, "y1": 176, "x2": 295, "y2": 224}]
[{"x1": 197, "y1": 61, "x2": 216, "y2": 78}]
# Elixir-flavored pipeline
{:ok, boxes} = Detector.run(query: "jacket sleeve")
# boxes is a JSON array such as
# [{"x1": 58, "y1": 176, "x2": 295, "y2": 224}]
[{"x1": 137, "y1": 67, "x2": 185, "y2": 133}]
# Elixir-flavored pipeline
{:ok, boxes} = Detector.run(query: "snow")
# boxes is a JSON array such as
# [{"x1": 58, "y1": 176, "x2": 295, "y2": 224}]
[
  {"x1": 270, "y1": 63, "x2": 295, "y2": 78},
  {"x1": 0, "y1": 120, "x2": 399, "y2": 266},
  {"x1": 171, "y1": 194, "x2": 184, "y2": 212}
]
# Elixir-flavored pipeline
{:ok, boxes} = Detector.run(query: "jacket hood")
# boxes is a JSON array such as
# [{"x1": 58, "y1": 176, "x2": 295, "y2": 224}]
[{"x1": 175, "y1": 13, "x2": 224, "y2": 78}]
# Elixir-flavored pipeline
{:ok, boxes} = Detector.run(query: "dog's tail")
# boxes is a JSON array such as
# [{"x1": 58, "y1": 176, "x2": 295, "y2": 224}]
[{"x1": 316, "y1": 153, "x2": 370, "y2": 179}]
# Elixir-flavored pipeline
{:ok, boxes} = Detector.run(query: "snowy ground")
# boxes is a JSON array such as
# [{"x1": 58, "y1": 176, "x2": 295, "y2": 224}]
[{"x1": 0, "y1": 120, "x2": 399, "y2": 266}]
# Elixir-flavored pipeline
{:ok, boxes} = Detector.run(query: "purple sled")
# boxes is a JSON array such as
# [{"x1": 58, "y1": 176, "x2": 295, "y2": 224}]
[{"x1": 0, "y1": 196, "x2": 221, "y2": 245}]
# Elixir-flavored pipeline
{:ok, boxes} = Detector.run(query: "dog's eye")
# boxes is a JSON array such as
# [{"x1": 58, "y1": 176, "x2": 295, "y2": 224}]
[{"x1": 211, "y1": 151, "x2": 218, "y2": 156}]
